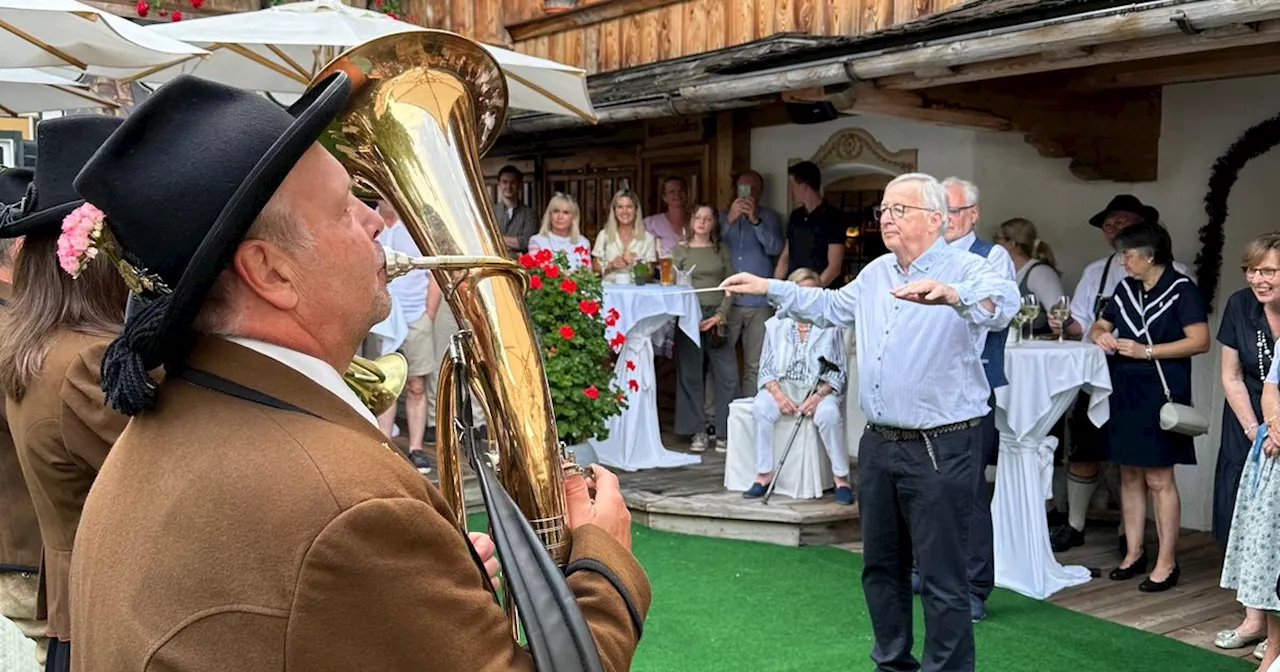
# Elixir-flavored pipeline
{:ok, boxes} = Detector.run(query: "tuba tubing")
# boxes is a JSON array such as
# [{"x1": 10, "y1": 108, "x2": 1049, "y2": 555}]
[{"x1": 314, "y1": 31, "x2": 572, "y2": 566}]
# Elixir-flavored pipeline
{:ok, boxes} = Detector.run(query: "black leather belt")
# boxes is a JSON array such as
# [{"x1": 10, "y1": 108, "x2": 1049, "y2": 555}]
[{"x1": 868, "y1": 418, "x2": 982, "y2": 472}]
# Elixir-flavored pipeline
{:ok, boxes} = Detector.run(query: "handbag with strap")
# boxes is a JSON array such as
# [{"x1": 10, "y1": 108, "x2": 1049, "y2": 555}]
[{"x1": 1139, "y1": 288, "x2": 1210, "y2": 437}]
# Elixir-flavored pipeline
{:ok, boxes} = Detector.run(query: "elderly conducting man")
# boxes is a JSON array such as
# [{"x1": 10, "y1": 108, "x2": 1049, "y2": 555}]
[{"x1": 721, "y1": 172, "x2": 1019, "y2": 672}]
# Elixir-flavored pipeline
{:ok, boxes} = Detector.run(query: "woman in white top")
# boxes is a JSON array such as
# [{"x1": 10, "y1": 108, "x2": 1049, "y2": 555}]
[
  {"x1": 527, "y1": 192, "x2": 590, "y2": 271},
  {"x1": 995, "y1": 217, "x2": 1064, "y2": 336},
  {"x1": 592, "y1": 189, "x2": 659, "y2": 284}
]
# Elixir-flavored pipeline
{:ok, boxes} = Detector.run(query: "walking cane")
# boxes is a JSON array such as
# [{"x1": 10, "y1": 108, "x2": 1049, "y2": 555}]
[{"x1": 762, "y1": 356, "x2": 842, "y2": 505}]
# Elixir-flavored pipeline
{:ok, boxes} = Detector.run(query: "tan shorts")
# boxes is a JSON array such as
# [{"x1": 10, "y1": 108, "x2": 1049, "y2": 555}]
[
  {"x1": 0, "y1": 570, "x2": 47, "y2": 667},
  {"x1": 401, "y1": 312, "x2": 436, "y2": 378}
]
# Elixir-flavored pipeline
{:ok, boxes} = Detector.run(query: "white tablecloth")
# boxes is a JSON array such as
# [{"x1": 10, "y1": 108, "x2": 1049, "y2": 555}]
[
  {"x1": 993, "y1": 340, "x2": 1112, "y2": 599},
  {"x1": 589, "y1": 285, "x2": 703, "y2": 471}
]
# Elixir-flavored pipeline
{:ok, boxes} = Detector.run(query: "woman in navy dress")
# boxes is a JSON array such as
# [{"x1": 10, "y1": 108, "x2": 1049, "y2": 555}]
[
  {"x1": 1087, "y1": 220, "x2": 1209, "y2": 593},
  {"x1": 1211, "y1": 233, "x2": 1280, "y2": 654}
]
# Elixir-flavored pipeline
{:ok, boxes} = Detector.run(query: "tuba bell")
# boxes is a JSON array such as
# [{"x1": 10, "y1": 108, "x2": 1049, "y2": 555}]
[
  {"x1": 344, "y1": 353, "x2": 407, "y2": 416},
  {"x1": 311, "y1": 33, "x2": 603, "y2": 668}
]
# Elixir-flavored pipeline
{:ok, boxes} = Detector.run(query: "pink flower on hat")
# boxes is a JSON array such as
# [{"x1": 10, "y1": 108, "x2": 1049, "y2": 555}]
[{"x1": 57, "y1": 203, "x2": 107, "y2": 278}]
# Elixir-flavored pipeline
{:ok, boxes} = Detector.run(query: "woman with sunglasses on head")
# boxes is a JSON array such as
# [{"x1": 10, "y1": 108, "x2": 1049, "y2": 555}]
[{"x1": 528, "y1": 193, "x2": 590, "y2": 272}]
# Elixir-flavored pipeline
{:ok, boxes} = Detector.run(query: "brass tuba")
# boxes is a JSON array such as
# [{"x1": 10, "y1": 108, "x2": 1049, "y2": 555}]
[
  {"x1": 312, "y1": 30, "x2": 573, "y2": 577},
  {"x1": 345, "y1": 353, "x2": 407, "y2": 416}
]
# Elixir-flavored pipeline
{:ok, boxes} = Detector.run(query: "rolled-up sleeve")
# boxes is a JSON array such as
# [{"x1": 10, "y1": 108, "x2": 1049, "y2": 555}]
[{"x1": 951, "y1": 260, "x2": 1019, "y2": 330}]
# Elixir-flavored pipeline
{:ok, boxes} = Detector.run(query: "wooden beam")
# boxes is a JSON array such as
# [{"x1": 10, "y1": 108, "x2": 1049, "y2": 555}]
[
  {"x1": 833, "y1": 83, "x2": 1012, "y2": 132},
  {"x1": 507, "y1": 0, "x2": 685, "y2": 42},
  {"x1": 1064, "y1": 41, "x2": 1280, "y2": 89},
  {"x1": 875, "y1": 17, "x2": 1280, "y2": 90}
]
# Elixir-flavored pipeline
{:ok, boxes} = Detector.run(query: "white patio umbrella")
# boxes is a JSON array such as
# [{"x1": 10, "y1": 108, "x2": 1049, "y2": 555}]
[
  {"x1": 0, "y1": 0, "x2": 206, "y2": 72},
  {"x1": 111, "y1": 0, "x2": 595, "y2": 121},
  {"x1": 0, "y1": 68, "x2": 116, "y2": 116}
]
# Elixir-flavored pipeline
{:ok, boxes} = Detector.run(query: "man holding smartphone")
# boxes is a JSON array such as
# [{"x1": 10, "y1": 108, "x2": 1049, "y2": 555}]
[{"x1": 720, "y1": 170, "x2": 784, "y2": 396}]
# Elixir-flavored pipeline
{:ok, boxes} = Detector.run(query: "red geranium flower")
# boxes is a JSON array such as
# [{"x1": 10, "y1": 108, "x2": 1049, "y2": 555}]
[
  {"x1": 544, "y1": 264, "x2": 561, "y2": 279},
  {"x1": 560, "y1": 279, "x2": 577, "y2": 293},
  {"x1": 530, "y1": 275, "x2": 542, "y2": 289},
  {"x1": 628, "y1": 379, "x2": 639, "y2": 391},
  {"x1": 609, "y1": 332, "x2": 626, "y2": 349},
  {"x1": 558, "y1": 324, "x2": 575, "y2": 340},
  {"x1": 617, "y1": 392, "x2": 626, "y2": 401},
  {"x1": 574, "y1": 245, "x2": 589, "y2": 255},
  {"x1": 607, "y1": 307, "x2": 620, "y2": 321},
  {"x1": 518, "y1": 253, "x2": 536, "y2": 268},
  {"x1": 626, "y1": 360, "x2": 636, "y2": 371},
  {"x1": 582, "y1": 385, "x2": 599, "y2": 400},
  {"x1": 579, "y1": 299, "x2": 599, "y2": 315},
  {"x1": 604, "y1": 315, "x2": 617, "y2": 327},
  {"x1": 535, "y1": 248, "x2": 553, "y2": 264}
]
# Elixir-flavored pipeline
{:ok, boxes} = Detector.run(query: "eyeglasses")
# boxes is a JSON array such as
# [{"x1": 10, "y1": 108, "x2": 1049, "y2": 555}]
[
  {"x1": 873, "y1": 204, "x2": 936, "y2": 221},
  {"x1": 948, "y1": 205, "x2": 977, "y2": 215},
  {"x1": 1244, "y1": 267, "x2": 1280, "y2": 281}
]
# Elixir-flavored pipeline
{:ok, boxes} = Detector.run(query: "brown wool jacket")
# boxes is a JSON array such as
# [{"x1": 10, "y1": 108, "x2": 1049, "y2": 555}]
[
  {"x1": 0, "y1": 281, "x2": 42, "y2": 574},
  {"x1": 7, "y1": 328, "x2": 126, "y2": 640},
  {"x1": 71, "y1": 336, "x2": 651, "y2": 671}
]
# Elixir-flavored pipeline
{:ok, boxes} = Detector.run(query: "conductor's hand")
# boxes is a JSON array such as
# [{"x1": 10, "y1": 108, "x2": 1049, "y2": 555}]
[
  {"x1": 720, "y1": 272, "x2": 770, "y2": 297},
  {"x1": 891, "y1": 279, "x2": 960, "y2": 306},
  {"x1": 565, "y1": 465, "x2": 632, "y2": 551},
  {"x1": 468, "y1": 531, "x2": 501, "y2": 590}
]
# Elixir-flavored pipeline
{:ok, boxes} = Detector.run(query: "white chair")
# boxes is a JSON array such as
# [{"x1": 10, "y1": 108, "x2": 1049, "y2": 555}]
[{"x1": 724, "y1": 397, "x2": 833, "y2": 500}]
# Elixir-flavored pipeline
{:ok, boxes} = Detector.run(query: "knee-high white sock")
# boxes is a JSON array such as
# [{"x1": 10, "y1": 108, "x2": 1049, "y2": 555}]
[{"x1": 1066, "y1": 472, "x2": 1099, "y2": 532}]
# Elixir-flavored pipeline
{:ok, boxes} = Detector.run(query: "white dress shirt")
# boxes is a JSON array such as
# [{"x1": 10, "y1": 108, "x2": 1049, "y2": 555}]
[
  {"x1": 768, "y1": 237, "x2": 1021, "y2": 429},
  {"x1": 226, "y1": 336, "x2": 380, "y2": 429},
  {"x1": 1069, "y1": 254, "x2": 1192, "y2": 341},
  {"x1": 528, "y1": 232, "x2": 591, "y2": 271}
]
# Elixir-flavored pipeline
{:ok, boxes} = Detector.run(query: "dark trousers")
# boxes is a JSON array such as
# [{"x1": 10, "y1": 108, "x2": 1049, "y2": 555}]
[
  {"x1": 860, "y1": 424, "x2": 978, "y2": 672},
  {"x1": 966, "y1": 395, "x2": 997, "y2": 603},
  {"x1": 674, "y1": 306, "x2": 739, "y2": 437},
  {"x1": 46, "y1": 638, "x2": 69, "y2": 672}
]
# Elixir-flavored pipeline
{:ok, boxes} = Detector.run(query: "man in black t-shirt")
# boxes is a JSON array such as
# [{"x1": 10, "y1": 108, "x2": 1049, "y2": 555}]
[{"x1": 773, "y1": 161, "x2": 846, "y2": 287}]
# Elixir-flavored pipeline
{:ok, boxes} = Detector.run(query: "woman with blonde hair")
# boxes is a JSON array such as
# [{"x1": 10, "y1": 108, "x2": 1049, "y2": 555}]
[
  {"x1": 592, "y1": 189, "x2": 658, "y2": 284},
  {"x1": 528, "y1": 192, "x2": 589, "y2": 271},
  {"x1": 995, "y1": 217, "x2": 1064, "y2": 336}
]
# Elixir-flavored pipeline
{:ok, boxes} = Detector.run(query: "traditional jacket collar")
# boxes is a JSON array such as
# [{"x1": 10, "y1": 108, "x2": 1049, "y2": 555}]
[{"x1": 180, "y1": 335, "x2": 388, "y2": 446}]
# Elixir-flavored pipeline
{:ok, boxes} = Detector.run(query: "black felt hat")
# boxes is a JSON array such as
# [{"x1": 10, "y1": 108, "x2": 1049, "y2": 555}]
[
  {"x1": 0, "y1": 167, "x2": 33, "y2": 207},
  {"x1": 74, "y1": 72, "x2": 352, "y2": 415},
  {"x1": 0, "y1": 116, "x2": 122, "y2": 238},
  {"x1": 1089, "y1": 194, "x2": 1160, "y2": 228}
]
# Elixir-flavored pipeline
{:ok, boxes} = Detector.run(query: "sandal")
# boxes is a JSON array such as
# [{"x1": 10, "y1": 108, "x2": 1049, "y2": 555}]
[
  {"x1": 1255, "y1": 640, "x2": 1268, "y2": 661},
  {"x1": 1214, "y1": 628, "x2": 1266, "y2": 649}
]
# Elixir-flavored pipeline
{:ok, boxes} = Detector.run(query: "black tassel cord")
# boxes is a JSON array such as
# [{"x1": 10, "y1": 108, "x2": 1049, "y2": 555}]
[
  {"x1": 101, "y1": 294, "x2": 169, "y2": 416},
  {"x1": 1197, "y1": 110, "x2": 1280, "y2": 313}
]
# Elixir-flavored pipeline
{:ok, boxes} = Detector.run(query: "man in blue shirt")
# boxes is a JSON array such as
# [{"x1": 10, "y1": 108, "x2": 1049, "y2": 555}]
[
  {"x1": 723, "y1": 172, "x2": 1019, "y2": 672},
  {"x1": 721, "y1": 170, "x2": 784, "y2": 395}
]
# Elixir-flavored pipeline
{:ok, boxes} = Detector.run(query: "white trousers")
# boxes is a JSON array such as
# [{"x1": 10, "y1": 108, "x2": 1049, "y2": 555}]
[{"x1": 751, "y1": 391, "x2": 846, "y2": 477}]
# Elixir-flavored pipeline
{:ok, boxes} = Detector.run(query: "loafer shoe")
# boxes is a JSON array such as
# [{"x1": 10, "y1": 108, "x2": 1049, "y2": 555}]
[
  {"x1": 970, "y1": 596, "x2": 987, "y2": 623},
  {"x1": 743, "y1": 482, "x2": 768, "y2": 498},
  {"x1": 1214, "y1": 628, "x2": 1267, "y2": 650},
  {"x1": 834, "y1": 485, "x2": 854, "y2": 505}
]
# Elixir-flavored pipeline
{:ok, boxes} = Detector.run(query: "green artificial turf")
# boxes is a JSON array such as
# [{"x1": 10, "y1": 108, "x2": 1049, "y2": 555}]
[{"x1": 468, "y1": 514, "x2": 1249, "y2": 671}]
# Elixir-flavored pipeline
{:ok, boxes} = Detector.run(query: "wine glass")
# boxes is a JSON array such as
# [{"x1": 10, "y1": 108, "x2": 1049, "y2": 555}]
[
  {"x1": 1050, "y1": 296, "x2": 1072, "y2": 343},
  {"x1": 1019, "y1": 295, "x2": 1041, "y2": 342}
]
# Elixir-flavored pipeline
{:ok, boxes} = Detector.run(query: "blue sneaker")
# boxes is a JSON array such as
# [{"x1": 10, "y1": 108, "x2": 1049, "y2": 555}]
[
  {"x1": 834, "y1": 485, "x2": 854, "y2": 505},
  {"x1": 743, "y1": 482, "x2": 768, "y2": 498}
]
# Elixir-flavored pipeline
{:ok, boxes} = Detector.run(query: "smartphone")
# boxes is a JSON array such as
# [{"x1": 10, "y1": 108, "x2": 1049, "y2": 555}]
[{"x1": 737, "y1": 183, "x2": 751, "y2": 199}]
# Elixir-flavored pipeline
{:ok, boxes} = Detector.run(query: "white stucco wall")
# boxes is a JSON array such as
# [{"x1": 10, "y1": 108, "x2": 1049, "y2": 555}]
[{"x1": 750, "y1": 74, "x2": 1280, "y2": 530}]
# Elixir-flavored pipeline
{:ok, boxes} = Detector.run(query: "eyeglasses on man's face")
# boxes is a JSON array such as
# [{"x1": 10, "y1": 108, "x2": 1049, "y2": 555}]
[
  {"x1": 873, "y1": 203, "x2": 935, "y2": 221},
  {"x1": 948, "y1": 204, "x2": 977, "y2": 216}
]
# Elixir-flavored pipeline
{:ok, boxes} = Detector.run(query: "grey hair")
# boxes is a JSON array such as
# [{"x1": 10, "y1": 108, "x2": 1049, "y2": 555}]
[
  {"x1": 941, "y1": 176, "x2": 980, "y2": 207},
  {"x1": 887, "y1": 172, "x2": 949, "y2": 234},
  {"x1": 192, "y1": 194, "x2": 314, "y2": 336}
]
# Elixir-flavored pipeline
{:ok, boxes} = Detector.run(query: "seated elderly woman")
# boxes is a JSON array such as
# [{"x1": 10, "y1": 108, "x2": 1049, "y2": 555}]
[{"x1": 743, "y1": 268, "x2": 853, "y2": 504}]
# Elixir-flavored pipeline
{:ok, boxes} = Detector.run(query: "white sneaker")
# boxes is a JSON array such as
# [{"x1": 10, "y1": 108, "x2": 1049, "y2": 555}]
[
  {"x1": 690, "y1": 432, "x2": 709, "y2": 452},
  {"x1": 714, "y1": 439, "x2": 726, "y2": 453}
]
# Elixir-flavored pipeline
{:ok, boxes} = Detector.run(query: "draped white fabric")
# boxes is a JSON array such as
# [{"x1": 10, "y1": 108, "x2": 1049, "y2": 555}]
[
  {"x1": 841, "y1": 329, "x2": 867, "y2": 463},
  {"x1": 724, "y1": 398, "x2": 833, "y2": 499},
  {"x1": 993, "y1": 340, "x2": 1111, "y2": 599},
  {"x1": 0, "y1": 618, "x2": 36, "y2": 672},
  {"x1": 589, "y1": 286, "x2": 703, "y2": 471}
]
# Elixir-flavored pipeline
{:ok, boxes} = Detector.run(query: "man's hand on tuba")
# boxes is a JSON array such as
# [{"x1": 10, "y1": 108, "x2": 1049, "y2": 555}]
[
  {"x1": 565, "y1": 465, "x2": 632, "y2": 551},
  {"x1": 468, "y1": 531, "x2": 501, "y2": 590}
]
